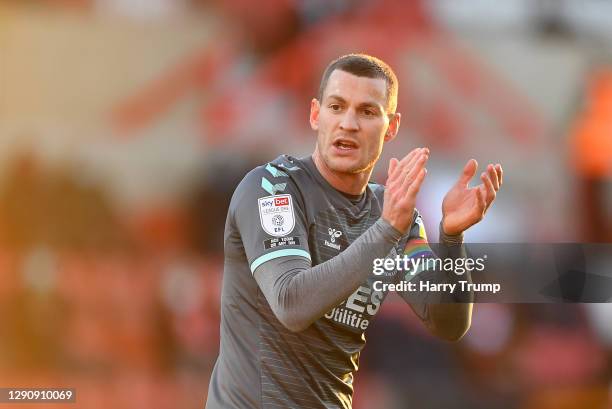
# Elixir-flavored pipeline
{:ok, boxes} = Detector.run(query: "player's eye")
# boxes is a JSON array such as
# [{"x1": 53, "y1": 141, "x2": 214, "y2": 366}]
[
  {"x1": 329, "y1": 104, "x2": 342, "y2": 111},
  {"x1": 362, "y1": 108, "x2": 377, "y2": 117}
]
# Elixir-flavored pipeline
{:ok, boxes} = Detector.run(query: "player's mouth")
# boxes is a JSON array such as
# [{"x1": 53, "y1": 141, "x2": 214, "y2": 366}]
[{"x1": 332, "y1": 138, "x2": 359, "y2": 153}]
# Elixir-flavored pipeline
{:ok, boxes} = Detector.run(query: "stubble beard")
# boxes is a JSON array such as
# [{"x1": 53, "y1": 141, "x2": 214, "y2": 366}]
[{"x1": 320, "y1": 145, "x2": 378, "y2": 175}]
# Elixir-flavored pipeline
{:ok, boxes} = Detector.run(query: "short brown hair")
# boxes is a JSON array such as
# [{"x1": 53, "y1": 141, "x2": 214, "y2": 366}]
[{"x1": 318, "y1": 54, "x2": 399, "y2": 114}]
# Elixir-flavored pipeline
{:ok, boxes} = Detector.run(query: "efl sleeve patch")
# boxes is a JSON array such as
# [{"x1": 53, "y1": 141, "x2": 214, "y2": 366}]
[{"x1": 258, "y1": 194, "x2": 295, "y2": 237}]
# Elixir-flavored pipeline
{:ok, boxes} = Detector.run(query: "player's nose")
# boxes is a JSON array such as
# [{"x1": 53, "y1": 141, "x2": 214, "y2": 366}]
[{"x1": 339, "y1": 108, "x2": 359, "y2": 131}]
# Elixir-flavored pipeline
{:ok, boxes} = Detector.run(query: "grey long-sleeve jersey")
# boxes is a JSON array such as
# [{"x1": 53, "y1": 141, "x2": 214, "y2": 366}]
[{"x1": 205, "y1": 154, "x2": 465, "y2": 409}]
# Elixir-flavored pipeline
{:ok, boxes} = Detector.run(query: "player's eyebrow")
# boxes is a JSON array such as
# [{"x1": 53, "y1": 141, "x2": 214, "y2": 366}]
[
  {"x1": 326, "y1": 95, "x2": 384, "y2": 111},
  {"x1": 357, "y1": 102, "x2": 383, "y2": 112},
  {"x1": 325, "y1": 95, "x2": 347, "y2": 104}
]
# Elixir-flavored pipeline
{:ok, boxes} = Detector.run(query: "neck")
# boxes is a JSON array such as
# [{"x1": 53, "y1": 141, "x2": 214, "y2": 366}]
[{"x1": 312, "y1": 148, "x2": 372, "y2": 196}]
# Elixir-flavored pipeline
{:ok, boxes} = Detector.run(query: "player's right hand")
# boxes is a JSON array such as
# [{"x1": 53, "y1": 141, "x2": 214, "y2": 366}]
[{"x1": 382, "y1": 147, "x2": 429, "y2": 234}]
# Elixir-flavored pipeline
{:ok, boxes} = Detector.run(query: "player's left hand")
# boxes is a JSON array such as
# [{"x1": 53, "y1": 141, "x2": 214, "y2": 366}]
[{"x1": 441, "y1": 159, "x2": 503, "y2": 236}]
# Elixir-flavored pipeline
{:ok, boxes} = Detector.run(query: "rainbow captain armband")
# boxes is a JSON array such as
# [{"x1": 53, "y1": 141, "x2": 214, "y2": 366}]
[
  {"x1": 403, "y1": 238, "x2": 433, "y2": 260},
  {"x1": 402, "y1": 237, "x2": 436, "y2": 279}
]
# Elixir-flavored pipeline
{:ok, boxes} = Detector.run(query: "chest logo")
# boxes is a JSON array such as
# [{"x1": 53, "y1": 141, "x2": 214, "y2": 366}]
[
  {"x1": 258, "y1": 194, "x2": 295, "y2": 237},
  {"x1": 324, "y1": 228, "x2": 343, "y2": 250},
  {"x1": 328, "y1": 228, "x2": 342, "y2": 242}
]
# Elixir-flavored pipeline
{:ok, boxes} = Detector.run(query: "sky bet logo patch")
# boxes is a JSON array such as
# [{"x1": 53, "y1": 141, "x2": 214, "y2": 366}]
[
  {"x1": 258, "y1": 194, "x2": 295, "y2": 237},
  {"x1": 274, "y1": 197, "x2": 289, "y2": 206}
]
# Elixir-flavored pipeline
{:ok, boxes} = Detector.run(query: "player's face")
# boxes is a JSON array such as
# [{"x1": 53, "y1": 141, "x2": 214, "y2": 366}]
[{"x1": 310, "y1": 69, "x2": 399, "y2": 175}]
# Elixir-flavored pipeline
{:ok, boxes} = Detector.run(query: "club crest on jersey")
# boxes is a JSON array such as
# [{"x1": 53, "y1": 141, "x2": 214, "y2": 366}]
[{"x1": 258, "y1": 194, "x2": 295, "y2": 237}]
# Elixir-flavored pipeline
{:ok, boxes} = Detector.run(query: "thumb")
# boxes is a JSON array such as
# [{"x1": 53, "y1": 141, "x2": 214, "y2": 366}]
[{"x1": 457, "y1": 159, "x2": 478, "y2": 187}]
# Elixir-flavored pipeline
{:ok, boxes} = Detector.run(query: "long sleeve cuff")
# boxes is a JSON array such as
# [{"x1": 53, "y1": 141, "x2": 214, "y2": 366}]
[
  {"x1": 376, "y1": 218, "x2": 404, "y2": 243},
  {"x1": 439, "y1": 221, "x2": 464, "y2": 246}
]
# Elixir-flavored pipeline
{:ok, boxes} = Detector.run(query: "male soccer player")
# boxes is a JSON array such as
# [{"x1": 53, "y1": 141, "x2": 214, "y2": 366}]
[{"x1": 205, "y1": 54, "x2": 503, "y2": 409}]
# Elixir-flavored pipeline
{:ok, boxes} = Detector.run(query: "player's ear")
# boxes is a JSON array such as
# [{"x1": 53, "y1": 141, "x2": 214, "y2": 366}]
[
  {"x1": 384, "y1": 112, "x2": 401, "y2": 142},
  {"x1": 310, "y1": 98, "x2": 320, "y2": 131}
]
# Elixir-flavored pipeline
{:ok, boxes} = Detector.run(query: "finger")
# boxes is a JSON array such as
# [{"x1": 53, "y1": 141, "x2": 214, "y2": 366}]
[
  {"x1": 388, "y1": 157, "x2": 399, "y2": 178},
  {"x1": 389, "y1": 149, "x2": 420, "y2": 184},
  {"x1": 403, "y1": 153, "x2": 425, "y2": 178},
  {"x1": 457, "y1": 159, "x2": 478, "y2": 187},
  {"x1": 405, "y1": 148, "x2": 430, "y2": 176},
  {"x1": 487, "y1": 164, "x2": 500, "y2": 191},
  {"x1": 388, "y1": 155, "x2": 410, "y2": 184},
  {"x1": 480, "y1": 172, "x2": 496, "y2": 208},
  {"x1": 407, "y1": 168, "x2": 427, "y2": 196},
  {"x1": 475, "y1": 184, "x2": 487, "y2": 211},
  {"x1": 398, "y1": 147, "x2": 422, "y2": 168},
  {"x1": 411, "y1": 149, "x2": 429, "y2": 168},
  {"x1": 399, "y1": 159, "x2": 422, "y2": 192},
  {"x1": 400, "y1": 154, "x2": 428, "y2": 192},
  {"x1": 392, "y1": 152, "x2": 424, "y2": 188},
  {"x1": 495, "y1": 164, "x2": 503, "y2": 186},
  {"x1": 401, "y1": 147, "x2": 429, "y2": 171}
]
